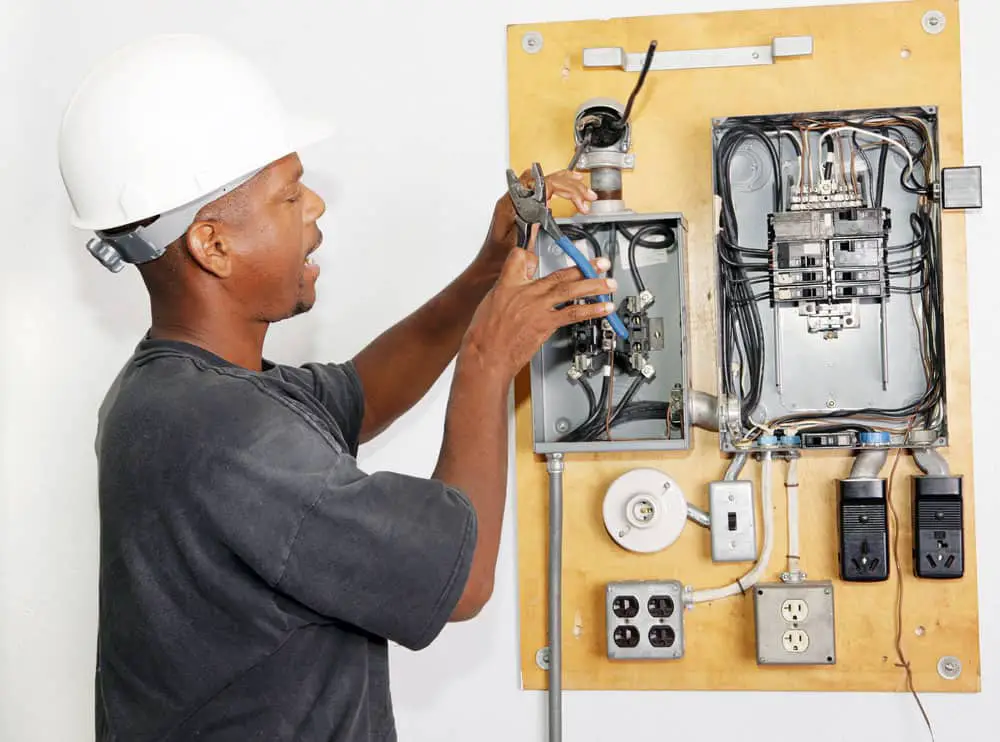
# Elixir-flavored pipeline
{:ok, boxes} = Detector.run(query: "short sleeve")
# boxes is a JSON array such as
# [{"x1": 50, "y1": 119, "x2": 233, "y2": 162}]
[
  {"x1": 299, "y1": 361, "x2": 366, "y2": 456},
  {"x1": 198, "y1": 389, "x2": 476, "y2": 651},
  {"x1": 277, "y1": 463, "x2": 477, "y2": 650}
]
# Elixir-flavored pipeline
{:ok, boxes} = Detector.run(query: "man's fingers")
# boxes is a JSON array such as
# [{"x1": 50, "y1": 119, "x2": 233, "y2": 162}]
[
  {"x1": 546, "y1": 276, "x2": 617, "y2": 304},
  {"x1": 500, "y1": 247, "x2": 535, "y2": 284},
  {"x1": 533, "y1": 256, "x2": 611, "y2": 288},
  {"x1": 550, "y1": 300, "x2": 615, "y2": 329}
]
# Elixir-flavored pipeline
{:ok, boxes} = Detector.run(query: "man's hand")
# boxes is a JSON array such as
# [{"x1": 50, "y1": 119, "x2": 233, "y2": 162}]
[
  {"x1": 461, "y1": 248, "x2": 614, "y2": 382},
  {"x1": 478, "y1": 169, "x2": 598, "y2": 266}
]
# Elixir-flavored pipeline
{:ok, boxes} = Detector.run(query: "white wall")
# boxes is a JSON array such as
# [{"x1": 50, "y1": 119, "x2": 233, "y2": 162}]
[{"x1": 2, "y1": 0, "x2": 997, "y2": 739}]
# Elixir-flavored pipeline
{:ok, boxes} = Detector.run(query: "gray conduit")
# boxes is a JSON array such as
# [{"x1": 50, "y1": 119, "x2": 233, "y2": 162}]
[
  {"x1": 724, "y1": 452, "x2": 748, "y2": 481},
  {"x1": 849, "y1": 449, "x2": 889, "y2": 479},
  {"x1": 546, "y1": 453, "x2": 564, "y2": 742},
  {"x1": 686, "y1": 503, "x2": 711, "y2": 528},
  {"x1": 911, "y1": 447, "x2": 951, "y2": 476}
]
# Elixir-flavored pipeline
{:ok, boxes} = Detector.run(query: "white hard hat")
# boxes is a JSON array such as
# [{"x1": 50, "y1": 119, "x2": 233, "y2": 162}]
[{"x1": 57, "y1": 33, "x2": 331, "y2": 271}]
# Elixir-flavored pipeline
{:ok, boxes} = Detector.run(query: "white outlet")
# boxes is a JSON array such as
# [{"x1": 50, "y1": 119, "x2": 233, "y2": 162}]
[
  {"x1": 781, "y1": 599, "x2": 809, "y2": 622},
  {"x1": 782, "y1": 629, "x2": 810, "y2": 653}
]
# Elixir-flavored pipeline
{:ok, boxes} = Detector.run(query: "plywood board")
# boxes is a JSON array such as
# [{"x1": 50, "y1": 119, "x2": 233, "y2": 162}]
[{"x1": 508, "y1": 0, "x2": 980, "y2": 693}]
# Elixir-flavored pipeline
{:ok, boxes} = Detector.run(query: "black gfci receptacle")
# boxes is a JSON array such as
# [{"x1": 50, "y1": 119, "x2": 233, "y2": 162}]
[
  {"x1": 913, "y1": 475, "x2": 964, "y2": 579},
  {"x1": 838, "y1": 478, "x2": 890, "y2": 582}
]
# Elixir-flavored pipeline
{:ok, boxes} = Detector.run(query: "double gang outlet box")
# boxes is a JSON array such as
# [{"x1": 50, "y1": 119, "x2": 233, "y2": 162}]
[
  {"x1": 529, "y1": 212, "x2": 691, "y2": 454},
  {"x1": 606, "y1": 580, "x2": 684, "y2": 660},
  {"x1": 754, "y1": 581, "x2": 836, "y2": 665}
]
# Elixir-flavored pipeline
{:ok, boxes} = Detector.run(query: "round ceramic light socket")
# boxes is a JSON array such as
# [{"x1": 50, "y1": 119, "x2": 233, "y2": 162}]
[{"x1": 602, "y1": 468, "x2": 687, "y2": 553}]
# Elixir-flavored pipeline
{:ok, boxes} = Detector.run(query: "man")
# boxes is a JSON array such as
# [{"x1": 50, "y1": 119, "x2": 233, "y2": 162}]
[{"x1": 58, "y1": 34, "x2": 616, "y2": 741}]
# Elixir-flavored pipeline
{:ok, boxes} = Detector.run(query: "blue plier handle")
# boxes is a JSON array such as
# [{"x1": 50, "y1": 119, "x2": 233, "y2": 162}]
[{"x1": 505, "y1": 163, "x2": 629, "y2": 339}]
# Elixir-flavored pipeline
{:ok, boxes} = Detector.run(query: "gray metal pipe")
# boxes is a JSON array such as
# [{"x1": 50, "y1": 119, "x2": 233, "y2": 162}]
[
  {"x1": 849, "y1": 449, "x2": 889, "y2": 479},
  {"x1": 724, "y1": 453, "x2": 748, "y2": 481},
  {"x1": 686, "y1": 503, "x2": 711, "y2": 529},
  {"x1": 911, "y1": 447, "x2": 951, "y2": 476},
  {"x1": 546, "y1": 453, "x2": 564, "y2": 742}
]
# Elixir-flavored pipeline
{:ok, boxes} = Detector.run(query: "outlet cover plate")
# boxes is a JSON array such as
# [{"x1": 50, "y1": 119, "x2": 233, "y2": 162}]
[
  {"x1": 606, "y1": 580, "x2": 684, "y2": 660},
  {"x1": 754, "y1": 581, "x2": 836, "y2": 665}
]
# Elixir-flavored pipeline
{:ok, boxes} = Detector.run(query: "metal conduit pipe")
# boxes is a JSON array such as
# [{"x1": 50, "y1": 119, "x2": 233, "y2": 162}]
[
  {"x1": 689, "y1": 391, "x2": 719, "y2": 432},
  {"x1": 912, "y1": 447, "x2": 951, "y2": 476},
  {"x1": 545, "y1": 453, "x2": 564, "y2": 742},
  {"x1": 849, "y1": 449, "x2": 889, "y2": 479},
  {"x1": 686, "y1": 503, "x2": 711, "y2": 529},
  {"x1": 724, "y1": 452, "x2": 748, "y2": 481}
]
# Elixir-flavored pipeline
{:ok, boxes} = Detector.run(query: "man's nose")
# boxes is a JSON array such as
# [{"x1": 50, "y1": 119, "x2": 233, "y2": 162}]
[{"x1": 304, "y1": 186, "x2": 326, "y2": 222}]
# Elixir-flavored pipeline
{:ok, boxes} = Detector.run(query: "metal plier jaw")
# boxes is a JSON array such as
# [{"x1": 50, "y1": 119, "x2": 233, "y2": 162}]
[{"x1": 505, "y1": 162, "x2": 564, "y2": 249}]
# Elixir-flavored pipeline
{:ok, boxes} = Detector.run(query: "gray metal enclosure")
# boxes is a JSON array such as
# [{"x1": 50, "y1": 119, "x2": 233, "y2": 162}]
[
  {"x1": 529, "y1": 211, "x2": 691, "y2": 454},
  {"x1": 711, "y1": 106, "x2": 948, "y2": 453}
]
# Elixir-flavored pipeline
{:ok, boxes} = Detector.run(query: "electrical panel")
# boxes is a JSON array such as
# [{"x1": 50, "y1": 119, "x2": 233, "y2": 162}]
[{"x1": 710, "y1": 106, "x2": 949, "y2": 454}]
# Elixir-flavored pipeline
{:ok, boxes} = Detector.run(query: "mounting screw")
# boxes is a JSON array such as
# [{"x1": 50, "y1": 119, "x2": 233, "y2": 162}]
[
  {"x1": 827, "y1": 399, "x2": 836, "y2": 408},
  {"x1": 536, "y1": 647, "x2": 551, "y2": 670},
  {"x1": 522, "y1": 32, "x2": 544, "y2": 53},
  {"x1": 555, "y1": 418, "x2": 571, "y2": 434},
  {"x1": 922, "y1": 10, "x2": 946, "y2": 34},
  {"x1": 937, "y1": 656, "x2": 961, "y2": 680}
]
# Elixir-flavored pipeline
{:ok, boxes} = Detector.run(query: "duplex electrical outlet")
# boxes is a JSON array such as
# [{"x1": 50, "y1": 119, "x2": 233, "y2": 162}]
[
  {"x1": 606, "y1": 580, "x2": 684, "y2": 660},
  {"x1": 754, "y1": 581, "x2": 836, "y2": 666},
  {"x1": 708, "y1": 480, "x2": 756, "y2": 562}
]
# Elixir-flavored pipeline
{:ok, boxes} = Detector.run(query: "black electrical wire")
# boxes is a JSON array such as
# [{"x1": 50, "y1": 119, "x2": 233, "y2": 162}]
[
  {"x1": 614, "y1": 41, "x2": 657, "y2": 131},
  {"x1": 624, "y1": 223, "x2": 674, "y2": 294}
]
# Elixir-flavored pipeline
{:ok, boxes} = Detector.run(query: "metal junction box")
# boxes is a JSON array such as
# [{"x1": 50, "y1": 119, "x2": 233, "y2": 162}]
[{"x1": 529, "y1": 211, "x2": 691, "y2": 454}]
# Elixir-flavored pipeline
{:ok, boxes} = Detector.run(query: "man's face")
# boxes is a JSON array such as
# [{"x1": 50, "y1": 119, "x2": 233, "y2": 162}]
[{"x1": 222, "y1": 153, "x2": 326, "y2": 322}]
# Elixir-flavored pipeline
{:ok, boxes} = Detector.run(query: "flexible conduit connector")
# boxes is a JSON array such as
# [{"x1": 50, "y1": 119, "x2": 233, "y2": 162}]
[
  {"x1": 911, "y1": 447, "x2": 950, "y2": 476},
  {"x1": 545, "y1": 453, "x2": 564, "y2": 742},
  {"x1": 849, "y1": 449, "x2": 889, "y2": 479}
]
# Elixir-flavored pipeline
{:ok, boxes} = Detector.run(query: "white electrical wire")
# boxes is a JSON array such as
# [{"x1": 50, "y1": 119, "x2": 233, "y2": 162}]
[
  {"x1": 785, "y1": 457, "x2": 801, "y2": 578},
  {"x1": 819, "y1": 127, "x2": 915, "y2": 183},
  {"x1": 688, "y1": 453, "x2": 773, "y2": 604}
]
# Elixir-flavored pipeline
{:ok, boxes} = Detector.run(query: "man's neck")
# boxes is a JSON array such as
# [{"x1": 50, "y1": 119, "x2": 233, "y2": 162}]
[{"x1": 148, "y1": 314, "x2": 268, "y2": 372}]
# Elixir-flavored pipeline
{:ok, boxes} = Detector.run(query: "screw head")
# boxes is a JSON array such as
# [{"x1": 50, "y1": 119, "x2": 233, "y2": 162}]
[
  {"x1": 827, "y1": 399, "x2": 836, "y2": 408},
  {"x1": 555, "y1": 418, "x2": 571, "y2": 434},
  {"x1": 522, "y1": 31, "x2": 544, "y2": 53},
  {"x1": 937, "y1": 655, "x2": 961, "y2": 680},
  {"x1": 536, "y1": 647, "x2": 551, "y2": 670},
  {"x1": 922, "y1": 10, "x2": 946, "y2": 34}
]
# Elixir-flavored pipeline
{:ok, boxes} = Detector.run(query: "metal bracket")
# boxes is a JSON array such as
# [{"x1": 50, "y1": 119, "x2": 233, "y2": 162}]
[{"x1": 583, "y1": 36, "x2": 813, "y2": 73}]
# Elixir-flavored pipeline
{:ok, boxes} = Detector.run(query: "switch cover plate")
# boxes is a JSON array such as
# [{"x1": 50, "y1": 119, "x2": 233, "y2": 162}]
[
  {"x1": 709, "y1": 480, "x2": 756, "y2": 562},
  {"x1": 754, "y1": 581, "x2": 836, "y2": 665}
]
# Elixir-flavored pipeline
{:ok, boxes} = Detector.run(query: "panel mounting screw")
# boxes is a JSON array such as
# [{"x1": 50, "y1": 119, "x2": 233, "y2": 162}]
[
  {"x1": 522, "y1": 32, "x2": 544, "y2": 53},
  {"x1": 937, "y1": 656, "x2": 961, "y2": 680},
  {"x1": 827, "y1": 399, "x2": 836, "y2": 408},
  {"x1": 555, "y1": 418, "x2": 571, "y2": 434},
  {"x1": 536, "y1": 647, "x2": 551, "y2": 670},
  {"x1": 922, "y1": 10, "x2": 946, "y2": 34}
]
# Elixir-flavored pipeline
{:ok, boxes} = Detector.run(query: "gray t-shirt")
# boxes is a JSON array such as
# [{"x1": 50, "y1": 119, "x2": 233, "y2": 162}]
[{"x1": 93, "y1": 338, "x2": 476, "y2": 741}]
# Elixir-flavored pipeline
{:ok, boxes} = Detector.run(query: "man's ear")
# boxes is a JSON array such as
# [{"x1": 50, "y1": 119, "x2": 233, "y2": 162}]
[{"x1": 184, "y1": 221, "x2": 232, "y2": 278}]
